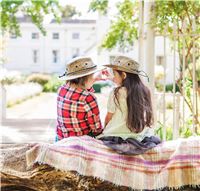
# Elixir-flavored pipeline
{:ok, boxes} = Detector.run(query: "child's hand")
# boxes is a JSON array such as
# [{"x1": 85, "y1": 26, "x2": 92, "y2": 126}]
[
  {"x1": 94, "y1": 69, "x2": 113, "y2": 82},
  {"x1": 102, "y1": 69, "x2": 114, "y2": 80}
]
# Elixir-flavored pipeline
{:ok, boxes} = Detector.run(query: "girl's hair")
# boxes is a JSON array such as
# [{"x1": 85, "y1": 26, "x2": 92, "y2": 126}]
[
  {"x1": 114, "y1": 70, "x2": 153, "y2": 133},
  {"x1": 67, "y1": 75, "x2": 91, "y2": 87}
]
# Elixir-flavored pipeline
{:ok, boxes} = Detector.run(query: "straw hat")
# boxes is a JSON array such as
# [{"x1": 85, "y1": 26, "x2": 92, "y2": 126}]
[
  {"x1": 104, "y1": 55, "x2": 149, "y2": 81},
  {"x1": 59, "y1": 57, "x2": 104, "y2": 80},
  {"x1": 104, "y1": 56, "x2": 140, "y2": 74}
]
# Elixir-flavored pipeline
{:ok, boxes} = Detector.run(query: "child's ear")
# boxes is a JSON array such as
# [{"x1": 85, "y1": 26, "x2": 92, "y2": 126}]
[{"x1": 122, "y1": 72, "x2": 127, "y2": 80}]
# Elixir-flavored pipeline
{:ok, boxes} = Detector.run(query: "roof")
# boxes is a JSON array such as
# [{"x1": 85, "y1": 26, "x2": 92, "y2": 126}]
[
  {"x1": 17, "y1": 16, "x2": 96, "y2": 24},
  {"x1": 17, "y1": 16, "x2": 33, "y2": 23},
  {"x1": 51, "y1": 18, "x2": 96, "y2": 24}
]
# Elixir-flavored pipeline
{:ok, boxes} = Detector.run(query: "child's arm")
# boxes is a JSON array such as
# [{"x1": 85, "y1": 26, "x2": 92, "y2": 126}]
[
  {"x1": 104, "y1": 89, "x2": 115, "y2": 127},
  {"x1": 104, "y1": 112, "x2": 113, "y2": 127},
  {"x1": 85, "y1": 94, "x2": 103, "y2": 135}
]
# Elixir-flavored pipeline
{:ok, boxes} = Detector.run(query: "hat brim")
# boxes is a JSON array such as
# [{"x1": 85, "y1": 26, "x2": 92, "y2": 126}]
[
  {"x1": 59, "y1": 65, "x2": 105, "y2": 81},
  {"x1": 104, "y1": 64, "x2": 139, "y2": 75}
]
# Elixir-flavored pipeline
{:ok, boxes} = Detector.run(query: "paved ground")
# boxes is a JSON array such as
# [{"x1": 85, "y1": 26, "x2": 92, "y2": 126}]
[
  {"x1": 6, "y1": 93, "x2": 57, "y2": 119},
  {"x1": 1, "y1": 92, "x2": 108, "y2": 143}
]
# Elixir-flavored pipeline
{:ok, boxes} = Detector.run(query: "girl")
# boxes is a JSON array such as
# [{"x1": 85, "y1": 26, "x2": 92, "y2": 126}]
[
  {"x1": 98, "y1": 55, "x2": 161, "y2": 154},
  {"x1": 56, "y1": 57, "x2": 104, "y2": 141}
]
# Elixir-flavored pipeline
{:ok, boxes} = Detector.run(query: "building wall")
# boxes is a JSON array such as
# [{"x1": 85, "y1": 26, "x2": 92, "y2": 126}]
[
  {"x1": 4, "y1": 19, "x2": 179, "y2": 84},
  {"x1": 5, "y1": 21, "x2": 96, "y2": 74}
]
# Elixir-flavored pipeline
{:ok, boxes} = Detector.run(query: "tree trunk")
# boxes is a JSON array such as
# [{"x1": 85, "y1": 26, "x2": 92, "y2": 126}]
[{"x1": 1, "y1": 164, "x2": 130, "y2": 191}]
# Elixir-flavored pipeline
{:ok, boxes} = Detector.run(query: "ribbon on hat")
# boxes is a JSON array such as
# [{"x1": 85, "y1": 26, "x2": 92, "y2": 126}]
[
  {"x1": 59, "y1": 73, "x2": 66, "y2": 78},
  {"x1": 134, "y1": 70, "x2": 149, "y2": 82},
  {"x1": 59, "y1": 65, "x2": 97, "y2": 78}
]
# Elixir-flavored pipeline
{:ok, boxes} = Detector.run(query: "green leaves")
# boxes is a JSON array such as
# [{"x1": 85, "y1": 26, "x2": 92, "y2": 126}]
[
  {"x1": 151, "y1": 0, "x2": 200, "y2": 35},
  {"x1": 0, "y1": 0, "x2": 61, "y2": 36},
  {"x1": 185, "y1": 77, "x2": 192, "y2": 101},
  {"x1": 1, "y1": 0, "x2": 23, "y2": 36},
  {"x1": 102, "y1": 0, "x2": 138, "y2": 51},
  {"x1": 60, "y1": 4, "x2": 81, "y2": 18},
  {"x1": 89, "y1": 0, "x2": 108, "y2": 15},
  {"x1": 89, "y1": 0, "x2": 138, "y2": 51}
]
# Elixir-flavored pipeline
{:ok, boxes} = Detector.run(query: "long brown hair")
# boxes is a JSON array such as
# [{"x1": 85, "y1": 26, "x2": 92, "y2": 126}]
[{"x1": 114, "y1": 70, "x2": 153, "y2": 133}]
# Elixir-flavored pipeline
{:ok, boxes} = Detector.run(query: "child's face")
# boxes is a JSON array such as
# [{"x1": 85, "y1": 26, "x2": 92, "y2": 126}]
[{"x1": 112, "y1": 70, "x2": 124, "y2": 86}]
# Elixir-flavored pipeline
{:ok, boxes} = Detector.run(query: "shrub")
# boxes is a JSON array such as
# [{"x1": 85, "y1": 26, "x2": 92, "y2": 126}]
[
  {"x1": 179, "y1": 117, "x2": 195, "y2": 138},
  {"x1": 165, "y1": 83, "x2": 180, "y2": 92},
  {"x1": 156, "y1": 116, "x2": 198, "y2": 141},
  {"x1": 26, "y1": 73, "x2": 51, "y2": 86},
  {"x1": 6, "y1": 83, "x2": 43, "y2": 107},
  {"x1": 166, "y1": 101, "x2": 173, "y2": 109},
  {"x1": 0, "y1": 69, "x2": 22, "y2": 85},
  {"x1": 93, "y1": 83, "x2": 102, "y2": 93},
  {"x1": 43, "y1": 78, "x2": 111, "y2": 93},
  {"x1": 155, "y1": 83, "x2": 180, "y2": 93},
  {"x1": 43, "y1": 76, "x2": 64, "y2": 92},
  {"x1": 155, "y1": 122, "x2": 173, "y2": 141},
  {"x1": 155, "y1": 82, "x2": 163, "y2": 92},
  {"x1": 93, "y1": 82, "x2": 111, "y2": 93}
]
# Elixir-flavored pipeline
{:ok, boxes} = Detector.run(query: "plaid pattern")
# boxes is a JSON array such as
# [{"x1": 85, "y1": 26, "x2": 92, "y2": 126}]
[
  {"x1": 27, "y1": 136, "x2": 200, "y2": 190},
  {"x1": 56, "y1": 83, "x2": 102, "y2": 140}
]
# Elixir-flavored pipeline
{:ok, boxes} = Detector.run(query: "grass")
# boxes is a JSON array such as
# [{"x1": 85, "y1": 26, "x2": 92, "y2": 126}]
[{"x1": 7, "y1": 93, "x2": 41, "y2": 108}]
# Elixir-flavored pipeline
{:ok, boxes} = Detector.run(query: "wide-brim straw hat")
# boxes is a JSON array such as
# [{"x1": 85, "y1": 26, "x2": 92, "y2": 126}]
[
  {"x1": 104, "y1": 55, "x2": 149, "y2": 80},
  {"x1": 104, "y1": 56, "x2": 140, "y2": 74},
  {"x1": 59, "y1": 57, "x2": 105, "y2": 81}
]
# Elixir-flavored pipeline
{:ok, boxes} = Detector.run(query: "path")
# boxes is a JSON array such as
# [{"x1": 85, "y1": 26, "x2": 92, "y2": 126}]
[{"x1": 1, "y1": 92, "x2": 108, "y2": 143}]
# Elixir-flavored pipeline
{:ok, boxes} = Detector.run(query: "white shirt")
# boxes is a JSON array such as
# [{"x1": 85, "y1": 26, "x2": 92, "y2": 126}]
[{"x1": 98, "y1": 87, "x2": 154, "y2": 141}]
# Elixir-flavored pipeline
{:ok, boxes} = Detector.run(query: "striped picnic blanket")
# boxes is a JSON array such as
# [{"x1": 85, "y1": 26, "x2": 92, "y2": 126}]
[{"x1": 26, "y1": 136, "x2": 200, "y2": 190}]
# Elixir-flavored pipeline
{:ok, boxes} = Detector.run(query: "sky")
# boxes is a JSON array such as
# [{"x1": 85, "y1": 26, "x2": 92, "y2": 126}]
[{"x1": 59, "y1": 0, "x2": 120, "y2": 19}]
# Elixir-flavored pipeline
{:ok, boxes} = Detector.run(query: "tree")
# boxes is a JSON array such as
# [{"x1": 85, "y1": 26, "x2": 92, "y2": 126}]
[
  {"x1": 60, "y1": 4, "x2": 81, "y2": 18},
  {"x1": 102, "y1": 0, "x2": 138, "y2": 52},
  {"x1": 151, "y1": 0, "x2": 200, "y2": 128},
  {"x1": 89, "y1": 0, "x2": 108, "y2": 15},
  {"x1": 89, "y1": 0, "x2": 138, "y2": 52},
  {"x1": 89, "y1": 0, "x2": 200, "y2": 130},
  {"x1": 0, "y1": 0, "x2": 61, "y2": 36}
]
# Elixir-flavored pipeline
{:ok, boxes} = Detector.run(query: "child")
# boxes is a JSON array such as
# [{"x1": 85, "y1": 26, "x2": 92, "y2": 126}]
[
  {"x1": 56, "y1": 57, "x2": 104, "y2": 141},
  {"x1": 98, "y1": 56, "x2": 161, "y2": 154}
]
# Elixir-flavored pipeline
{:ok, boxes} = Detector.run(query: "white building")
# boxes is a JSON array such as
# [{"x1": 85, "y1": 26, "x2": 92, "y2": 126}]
[
  {"x1": 4, "y1": 17, "x2": 96, "y2": 74},
  {"x1": 4, "y1": 16, "x2": 179, "y2": 84}
]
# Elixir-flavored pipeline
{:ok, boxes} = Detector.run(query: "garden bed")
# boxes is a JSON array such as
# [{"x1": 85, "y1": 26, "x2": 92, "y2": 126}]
[{"x1": 5, "y1": 83, "x2": 43, "y2": 107}]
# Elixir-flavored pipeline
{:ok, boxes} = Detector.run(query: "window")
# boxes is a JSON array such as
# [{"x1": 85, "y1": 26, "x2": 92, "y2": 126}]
[
  {"x1": 156, "y1": 56, "x2": 164, "y2": 66},
  {"x1": 72, "y1": 48, "x2": 80, "y2": 58},
  {"x1": 32, "y1": 33, "x2": 39, "y2": 39},
  {"x1": 53, "y1": 33, "x2": 59, "y2": 39},
  {"x1": 72, "y1": 33, "x2": 79, "y2": 39},
  {"x1": 52, "y1": 50, "x2": 59, "y2": 63},
  {"x1": 33, "y1": 50, "x2": 39, "y2": 63},
  {"x1": 10, "y1": 33, "x2": 17, "y2": 39}
]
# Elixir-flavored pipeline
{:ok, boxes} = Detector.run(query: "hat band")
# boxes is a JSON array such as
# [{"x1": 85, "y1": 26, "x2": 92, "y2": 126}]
[
  {"x1": 137, "y1": 70, "x2": 149, "y2": 82},
  {"x1": 125, "y1": 68, "x2": 149, "y2": 82},
  {"x1": 66, "y1": 65, "x2": 97, "y2": 76},
  {"x1": 59, "y1": 65, "x2": 97, "y2": 78},
  {"x1": 111, "y1": 65, "x2": 139, "y2": 75},
  {"x1": 110, "y1": 65, "x2": 149, "y2": 82}
]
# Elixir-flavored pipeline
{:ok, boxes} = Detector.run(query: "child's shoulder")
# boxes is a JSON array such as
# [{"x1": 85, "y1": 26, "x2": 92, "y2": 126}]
[
  {"x1": 57, "y1": 84, "x2": 66, "y2": 94},
  {"x1": 85, "y1": 91, "x2": 97, "y2": 103},
  {"x1": 58, "y1": 84, "x2": 96, "y2": 103}
]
